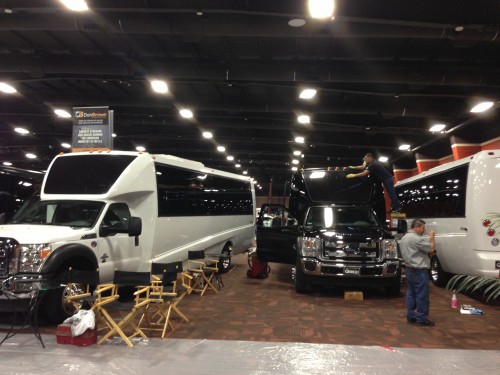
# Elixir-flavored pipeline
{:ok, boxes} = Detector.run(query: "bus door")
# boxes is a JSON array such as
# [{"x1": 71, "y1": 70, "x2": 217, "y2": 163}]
[{"x1": 256, "y1": 204, "x2": 299, "y2": 264}]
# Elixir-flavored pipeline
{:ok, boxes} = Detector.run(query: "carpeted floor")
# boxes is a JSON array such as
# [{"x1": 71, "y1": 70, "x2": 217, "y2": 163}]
[{"x1": 2, "y1": 253, "x2": 500, "y2": 350}]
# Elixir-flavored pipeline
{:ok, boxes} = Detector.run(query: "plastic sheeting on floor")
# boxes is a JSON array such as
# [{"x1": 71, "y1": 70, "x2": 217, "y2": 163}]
[{"x1": 0, "y1": 334, "x2": 499, "y2": 375}]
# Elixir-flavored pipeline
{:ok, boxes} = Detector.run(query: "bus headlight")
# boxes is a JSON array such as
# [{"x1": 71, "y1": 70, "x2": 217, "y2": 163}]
[
  {"x1": 18, "y1": 244, "x2": 52, "y2": 273},
  {"x1": 381, "y1": 239, "x2": 398, "y2": 259},
  {"x1": 298, "y1": 237, "x2": 322, "y2": 258}
]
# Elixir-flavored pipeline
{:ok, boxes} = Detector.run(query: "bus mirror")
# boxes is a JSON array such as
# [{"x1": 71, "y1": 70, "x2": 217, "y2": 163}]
[
  {"x1": 396, "y1": 219, "x2": 407, "y2": 234},
  {"x1": 128, "y1": 216, "x2": 142, "y2": 237}
]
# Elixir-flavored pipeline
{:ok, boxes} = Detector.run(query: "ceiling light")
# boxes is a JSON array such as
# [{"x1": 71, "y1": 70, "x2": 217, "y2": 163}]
[
  {"x1": 54, "y1": 109, "x2": 71, "y2": 118},
  {"x1": 227, "y1": 156, "x2": 234, "y2": 161},
  {"x1": 295, "y1": 136, "x2": 305, "y2": 143},
  {"x1": 150, "y1": 80, "x2": 169, "y2": 94},
  {"x1": 429, "y1": 124, "x2": 446, "y2": 132},
  {"x1": 179, "y1": 109, "x2": 193, "y2": 118},
  {"x1": 379, "y1": 156, "x2": 389, "y2": 162},
  {"x1": 292, "y1": 159, "x2": 299, "y2": 165},
  {"x1": 399, "y1": 144, "x2": 411, "y2": 151},
  {"x1": 61, "y1": 143, "x2": 71, "y2": 148},
  {"x1": 297, "y1": 115, "x2": 310, "y2": 124},
  {"x1": 23, "y1": 182, "x2": 32, "y2": 187},
  {"x1": 242, "y1": 171, "x2": 248, "y2": 175},
  {"x1": 470, "y1": 101, "x2": 494, "y2": 113},
  {"x1": 308, "y1": 0, "x2": 335, "y2": 19},
  {"x1": 202, "y1": 131, "x2": 213, "y2": 139},
  {"x1": 15, "y1": 127, "x2": 29, "y2": 135},
  {"x1": 59, "y1": 0, "x2": 88, "y2": 11},
  {"x1": 288, "y1": 19, "x2": 306, "y2": 27},
  {"x1": 235, "y1": 164, "x2": 241, "y2": 168},
  {"x1": 291, "y1": 167, "x2": 298, "y2": 172},
  {"x1": 136, "y1": 146, "x2": 146, "y2": 152},
  {"x1": 293, "y1": 150, "x2": 301, "y2": 156},
  {"x1": 0, "y1": 82, "x2": 17, "y2": 94},
  {"x1": 299, "y1": 89, "x2": 317, "y2": 99},
  {"x1": 217, "y1": 146, "x2": 226, "y2": 152},
  {"x1": 26, "y1": 153, "x2": 37, "y2": 159},
  {"x1": 112, "y1": 133, "x2": 117, "y2": 138},
  {"x1": 3, "y1": 161, "x2": 12, "y2": 166}
]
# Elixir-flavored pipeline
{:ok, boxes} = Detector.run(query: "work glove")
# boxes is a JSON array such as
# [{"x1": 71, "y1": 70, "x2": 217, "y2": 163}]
[{"x1": 346, "y1": 174, "x2": 355, "y2": 178}]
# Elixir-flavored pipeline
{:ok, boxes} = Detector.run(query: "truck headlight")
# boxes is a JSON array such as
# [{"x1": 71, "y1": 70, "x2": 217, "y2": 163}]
[
  {"x1": 298, "y1": 237, "x2": 322, "y2": 258},
  {"x1": 18, "y1": 244, "x2": 52, "y2": 273},
  {"x1": 381, "y1": 239, "x2": 398, "y2": 259}
]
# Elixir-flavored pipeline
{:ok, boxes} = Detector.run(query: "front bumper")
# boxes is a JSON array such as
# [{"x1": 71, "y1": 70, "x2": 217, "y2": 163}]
[{"x1": 298, "y1": 257, "x2": 400, "y2": 287}]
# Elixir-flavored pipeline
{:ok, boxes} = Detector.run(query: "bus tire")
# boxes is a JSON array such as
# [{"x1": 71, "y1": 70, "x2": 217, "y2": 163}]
[
  {"x1": 218, "y1": 244, "x2": 232, "y2": 273},
  {"x1": 43, "y1": 270, "x2": 79, "y2": 324},
  {"x1": 430, "y1": 255, "x2": 452, "y2": 287}
]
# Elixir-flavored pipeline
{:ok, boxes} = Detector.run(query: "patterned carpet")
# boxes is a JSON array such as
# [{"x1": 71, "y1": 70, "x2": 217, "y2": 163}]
[{"x1": 2, "y1": 253, "x2": 499, "y2": 349}]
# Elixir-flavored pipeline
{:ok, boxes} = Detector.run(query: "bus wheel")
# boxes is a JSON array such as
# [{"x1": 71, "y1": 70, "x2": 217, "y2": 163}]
[
  {"x1": 218, "y1": 244, "x2": 232, "y2": 273},
  {"x1": 430, "y1": 256, "x2": 452, "y2": 287},
  {"x1": 44, "y1": 271, "x2": 82, "y2": 324}
]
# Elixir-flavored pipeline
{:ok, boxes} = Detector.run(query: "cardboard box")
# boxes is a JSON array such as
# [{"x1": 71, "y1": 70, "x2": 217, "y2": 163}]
[
  {"x1": 56, "y1": 323, "x2": 97, "y2": 346},
  {"x1": 344, "y1": 291, "x2": 364, "y2": 300}
]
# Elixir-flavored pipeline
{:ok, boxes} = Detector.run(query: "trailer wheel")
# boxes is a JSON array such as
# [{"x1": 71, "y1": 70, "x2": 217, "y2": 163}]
[
  {"x1": 430, "y1": 255, "x2": 452, "y2": 287},
  {"x1": 218, "y1": 244, "x2": 232, "y2": 273}
]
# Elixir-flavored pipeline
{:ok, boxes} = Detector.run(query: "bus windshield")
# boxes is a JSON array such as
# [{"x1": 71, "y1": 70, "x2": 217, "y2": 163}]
[
  {"x1": 304, "y1": 206, "x2": 380, "y2": 229},
  {"x1": 10, "y1": 200, "x2": 104, "y2": 228}
]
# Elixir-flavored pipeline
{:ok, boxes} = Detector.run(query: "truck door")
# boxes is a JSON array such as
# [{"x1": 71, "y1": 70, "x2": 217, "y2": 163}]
[
  {"x1": 97, "y1": 202, "x2": 141, "y2": 281},
  {"x1": 256, "y1": 204, "x2": 299, "y2": 264}
]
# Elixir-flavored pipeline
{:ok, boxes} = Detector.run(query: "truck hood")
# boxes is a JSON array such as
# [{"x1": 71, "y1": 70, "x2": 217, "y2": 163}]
[
  {"x1": 304, "y1": 226, "x2": 386, "y2": 241},
  {"x1": 0, "y1": 224, "x2": 91, "y2": 244}
]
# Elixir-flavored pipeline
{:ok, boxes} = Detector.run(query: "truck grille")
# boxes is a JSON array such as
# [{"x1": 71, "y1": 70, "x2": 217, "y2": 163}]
[
  {"x1": 322, "y1": 240, "x2": 379, "y2": 261},
  {"x1": 0, "y1": 237, "x2": 19, "y2": 277}
]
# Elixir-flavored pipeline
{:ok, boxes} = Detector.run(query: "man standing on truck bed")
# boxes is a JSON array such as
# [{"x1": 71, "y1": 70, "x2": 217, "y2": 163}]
[
  {"x1": 399, "y1": 219, "x2": 436, "y2": 327},
  {"x1": 345, "y1": 153, "x2": 400, "y2": 213}
]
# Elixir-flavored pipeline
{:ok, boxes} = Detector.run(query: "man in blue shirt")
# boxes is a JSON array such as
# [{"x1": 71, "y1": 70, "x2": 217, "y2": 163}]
[
  {"x1": 399, "y1": 219, "x2": 436, "y2": 326},
  {"x1": 345, "y1": 153, "x2": 400, "y2": 213}
]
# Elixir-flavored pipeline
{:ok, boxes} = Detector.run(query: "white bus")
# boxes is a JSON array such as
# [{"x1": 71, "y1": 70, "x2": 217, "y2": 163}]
[
  {"x1": 395, "y1": 150, "x2": 500, "y2": 286},
  {"x1": 0, "y1": 151, "x2": 255, "y2": 321}
]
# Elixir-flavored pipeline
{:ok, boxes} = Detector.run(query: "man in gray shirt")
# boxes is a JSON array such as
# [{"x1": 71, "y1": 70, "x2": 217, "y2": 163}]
[{"x1": 400, "y1": 219, "x2": 436, "y2": 326}]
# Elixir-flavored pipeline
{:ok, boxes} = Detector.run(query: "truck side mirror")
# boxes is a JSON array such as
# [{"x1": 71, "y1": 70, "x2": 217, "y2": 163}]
[
  {"x1": 287, "y1": 217, "x2": 298, "y2": 226},
  {"x1": 396, "y1": 219, "x2": 407, "y2": 234},
  {"x1": 128, "y1": 216, "x2": 142, "y2": 237}
]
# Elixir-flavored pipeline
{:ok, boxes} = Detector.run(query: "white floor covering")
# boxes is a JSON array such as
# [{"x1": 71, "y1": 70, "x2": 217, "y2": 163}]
[{"x1": 0, "y1": 334, "x2": 499, "y2": 375}]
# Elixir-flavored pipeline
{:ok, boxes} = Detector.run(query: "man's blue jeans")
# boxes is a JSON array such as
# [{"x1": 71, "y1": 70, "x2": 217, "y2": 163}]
[
  {"x1": 383, "y1": 176, "x2": 399, "y2": 211},
  {"x1": 405, "y1": 267, "x2": 430, "y2": 322}
]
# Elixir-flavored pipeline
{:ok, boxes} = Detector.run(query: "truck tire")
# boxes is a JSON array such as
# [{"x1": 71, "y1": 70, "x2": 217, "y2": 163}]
[
  {"x1": 385, "y1": 272, "x2": 402, "y2": 297},
  {"x1": 218, "y1": 244, "x2": 232, "y2": 273},
  {"x1": 430, "y1": 255, "x2": 452, "y2": 287},
  {"x1": 295, "y1": 266, "x2": 312, "y2": 293}
]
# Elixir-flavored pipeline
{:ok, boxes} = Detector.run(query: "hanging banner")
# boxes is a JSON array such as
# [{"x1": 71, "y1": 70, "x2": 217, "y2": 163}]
[{"x1": 71, "y1": 106, "x2": 113, "y2": 152}]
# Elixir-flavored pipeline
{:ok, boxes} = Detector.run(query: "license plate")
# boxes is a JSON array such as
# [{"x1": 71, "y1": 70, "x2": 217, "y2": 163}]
[{"x1": 344, "y1": 266, "x2": 360, "y2": 275}]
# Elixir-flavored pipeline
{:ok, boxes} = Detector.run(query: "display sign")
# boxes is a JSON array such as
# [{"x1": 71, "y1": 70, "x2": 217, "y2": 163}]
[{"x1": 71, "y1": 106, "x2": 113, "y2": 152}]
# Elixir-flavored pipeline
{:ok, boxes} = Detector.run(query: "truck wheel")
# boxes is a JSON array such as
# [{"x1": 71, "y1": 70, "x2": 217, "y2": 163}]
[
  {"x1": 218, "y1": 244, "x2": 232, "y2": 273},
  {"x1": 295, "y1": 267, "x2": 312, "y2": 293},
  {"x1": 385, "y1": 273, "x2": 401, "y2": 297},
  {"x1": 430, "y1": 256, "x2": 452, "y2": 287}
]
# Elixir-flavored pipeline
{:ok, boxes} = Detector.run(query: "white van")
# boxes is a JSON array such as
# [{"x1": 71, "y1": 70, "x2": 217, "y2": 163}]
[
  {"x1": 0, "y1": 151, "x2": 256, "y2": 322},
  {"x1": 395, "y1": 150, "x2": 500, "y2": 286}
]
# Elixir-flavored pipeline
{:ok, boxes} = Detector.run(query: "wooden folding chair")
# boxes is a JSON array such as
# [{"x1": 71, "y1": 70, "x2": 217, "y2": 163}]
[
  {"x1": 186, "y1": 250, "x2": 220, "y2": 296},
  {"x1": 97, "y1": 270, "x2": 152, "y2": 348},
  {"x1": 64, "y1": 268, "x2": 114, "y2": 332},
  {"x1": 139, "y1": 261, "x2": 191, "y2": 337}
]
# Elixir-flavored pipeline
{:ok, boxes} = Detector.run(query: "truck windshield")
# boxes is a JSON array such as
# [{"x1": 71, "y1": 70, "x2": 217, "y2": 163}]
[
  {"x1": 304, "y1": 207, "x2": 379, "y2": 229},
  {"x1": 10, "y1": 200, "x2": 104, "y2": 228}
]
